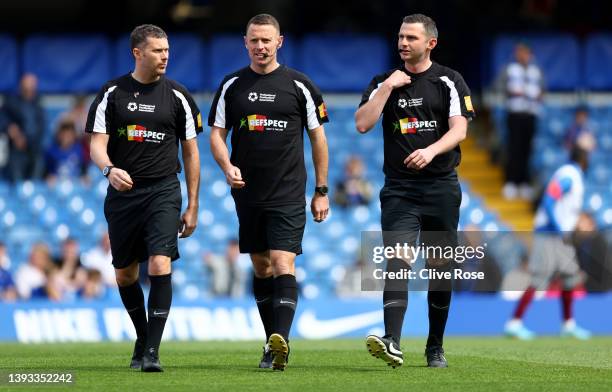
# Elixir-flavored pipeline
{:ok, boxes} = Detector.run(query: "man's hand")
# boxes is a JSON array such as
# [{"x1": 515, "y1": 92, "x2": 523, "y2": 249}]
[
  {"x1": 225, "y1": 166, "x2": 245, "y2": 188},
  {"x1": 108, "y1": 168, "x2": 133, "y2": 191},
  {"x1": 384, "y1": 70, "x2": 411, "y2": 89},
  {"x1": 7, "y1": 124, "x2": 27, "y2": 151},
  {"x1": 404, "y1": 146, "x2": 437, "y2": 170},
  {"x1": 179, "y1": 206, "x2": 198, "y2": 238},
  {"x1": 311, "y1": 194, "x2": 329, "y2": 223}
]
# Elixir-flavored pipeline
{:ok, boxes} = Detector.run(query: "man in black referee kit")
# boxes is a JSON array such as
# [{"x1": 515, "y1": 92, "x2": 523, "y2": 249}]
[
  {"x1": 86, "y1": 24, "x2": 202, "y2": 372},
  {"x1": 209, "y1": 14, "x2": 330, "y2": 371},
  {"x1": 355, "y1": 14, "x2": 475, "y2": 368}
]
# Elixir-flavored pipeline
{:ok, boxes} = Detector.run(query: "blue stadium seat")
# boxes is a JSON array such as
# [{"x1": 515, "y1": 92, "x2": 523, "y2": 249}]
[
  {"x1": 598, "y1": 132, "x2": 612, "y2": 151},
  {"x1": 207, "y1": 34, "x2": 249, "y2": 91},
  {"x1": 0, "y1": 35, "x2": 18, "y2": 92},
  {"x1": 114, "y1": 33, "x2": 207, "y2": 91},
  {"x1": 584, "y1": 34, "x2": 612, "y2": 90},
  {"x1": 23, "y1": 35, "x2": 112, "y2": 93},
  {"x1": 300, "y1": 35, "x2": 389, "y2": 92}
]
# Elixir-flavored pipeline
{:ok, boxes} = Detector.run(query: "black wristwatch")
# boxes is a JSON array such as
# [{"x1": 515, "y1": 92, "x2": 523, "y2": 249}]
[
  {"x1": 102, "y1": 165, "x2": 114, "y2": 177},
  {"x1": 315, "y1": 185, "x2": 328, "y2": 196}
]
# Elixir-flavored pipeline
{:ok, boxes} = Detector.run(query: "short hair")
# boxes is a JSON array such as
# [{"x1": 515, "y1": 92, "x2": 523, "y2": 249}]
[
  {"x1": 402, "y1": 14, "x2": 438, "y2": 38},
  {"x1": 57, "y1": 120, "x2": 76, "y2": 133},
  {"x1": 87, "y1": 269, "x2": 102, "y2": 280},
  {"x1": 130, "y1": 24, "x2": 168, "y2": 49},
  {"x1": 246, "y1": 13, "x2": 281, "y2": 34}
]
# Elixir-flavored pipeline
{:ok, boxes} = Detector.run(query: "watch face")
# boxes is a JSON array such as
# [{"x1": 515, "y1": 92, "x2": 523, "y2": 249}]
[
  {"x1": 103, "y1": 166, "x2": 110, "y2": 176},
  {"x1": 317, "y1": 186, "x2": 328, "y2": 195}
]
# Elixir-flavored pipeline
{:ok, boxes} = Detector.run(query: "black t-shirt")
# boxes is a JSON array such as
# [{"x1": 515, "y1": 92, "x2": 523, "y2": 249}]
[
  {"x1": 85, "y1": 74, "x2": 203, "y2": 182},
  {"x1": 208, "y1": 65, "x2": 329, "y2": 206},
  {"x1": 359, "y1": 62, "x2": 475, "y2": 179}
]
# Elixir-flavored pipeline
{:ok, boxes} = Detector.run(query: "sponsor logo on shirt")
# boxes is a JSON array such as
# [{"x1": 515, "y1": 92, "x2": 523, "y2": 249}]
[
  {"x1": 248, "y1": 92, "x2": 276, "y2": 103},
  {"x1": 464, "y1": 96, "x2": 474, "y2": 112},
  {"x1": 126, "y1": 102, "x2": 156, "y2": 113},
  {"x1": 398, "y1": 98, "x2": 423, "y2": 108},
  {"x1": 318, "y1": 103, "x2": 328, "y2": 118},
  {"x1": 394, "y1": 117, "x2": 437, "y2": 134},
  {"x1": 138, "y1": 104, "x2": 155, "y2": 113},
  {"x1": 240, "y1": 115, "x2": 288, "y2": 132},
  {"x1": 118, "y1": 125, "x2": 167, "y2": 143}
]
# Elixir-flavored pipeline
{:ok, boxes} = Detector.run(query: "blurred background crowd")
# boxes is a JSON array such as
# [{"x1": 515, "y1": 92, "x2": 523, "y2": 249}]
[{"x1": 1, "y1": 0, "x2": 611, "y2": 303}]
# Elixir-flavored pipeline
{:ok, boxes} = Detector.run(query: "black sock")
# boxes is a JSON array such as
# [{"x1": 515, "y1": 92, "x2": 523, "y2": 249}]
[
  {"x1": 253, "y1": 275, "x2": 275, "y2": 340},
  {"x1": 426, "y1": 290, "x2": 451, "y2": 348},
  {"x1": 273, "y1": 274, "x2": 298, "y2": 340},
  {"x1": 146, "y1": 274, "x2": 172, "y2": 358},
  {"x1": 383, "y1": 258, "x2": 408, "y2": 344},
  {"x1": 118, "y1": 280, "x2": 148, "y2": 340}
]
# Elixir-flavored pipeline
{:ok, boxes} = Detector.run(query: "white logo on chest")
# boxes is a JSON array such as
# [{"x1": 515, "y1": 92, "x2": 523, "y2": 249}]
[
  {"x1": 248, "y1": 91, "x2": 276, "y2": 103},
  {"x1": 127, "y1": 102, "x2": 155, "y2": 113},
  {"x1": 398, "y1": 98, "x2": 423, "y2": 108}
]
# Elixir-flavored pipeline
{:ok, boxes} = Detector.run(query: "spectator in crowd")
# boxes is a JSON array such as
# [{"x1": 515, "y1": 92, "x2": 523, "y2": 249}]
[
  {"x1": 505, "y1": 146, "x2": 592, "y2": 340},
  {"x1": 0, "y1": 242, "x2": 18, "y2": 301},
  {"x1": 31, "y1": 265, "x2": 67, "y2": 301},
  {"x1": 498, "y1": 43, "x2": 544, "y2": 200},
  {"x1": 453, "y1": 225, "x2": 502, "y2": 292},
  {"x1": 15, "y1": 242, "x2": 52, "y2": 299},
  {"x1": 0, "y1": 241, "x2": 11, "y2": 270},
  {"x1": 336, "y1": 256, "x2": 378, "y2": 298},
  {"x1": 564, "y1": 106, "x2": 596, "y2": 152},
  {"x1": 203, "y1": 239, "x2": 246, "y2": 298},
  {"x1": 61, "y1": 95, "x2": 89, "y2": 136},
  {"x1": 573, "y1": 212, "x2": 612, "y2": 292},
  {"x1": 500, "y1": 252, "x2": 532, "y2": 297},
  {"x1": 0, "y1": 110, "x2": 9, "y2": 179},
  {"x1": 53, "y1": 237, "x2": 87, "y2": 293},
  {"x1": 44, "y1": 120, "x2": 88, "y2": 184},
  {"x1": 82, "y1": 231, "x2": 116, "y2": 287},
  {"x1": 3, "y1": 73, "x2": 46, "y2": 181},
  {"x1": 59, "y1": 95, "x2": 91, "y2": 166},
  {"x1": 334, "y1": 155, "x2": 373, "y2": 208},
  {"x1": 78, "y1": 269, "x2": 107, "y2": 300}
]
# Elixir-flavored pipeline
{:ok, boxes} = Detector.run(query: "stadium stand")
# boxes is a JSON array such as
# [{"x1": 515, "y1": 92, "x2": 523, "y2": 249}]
[
  {"x1": 584, "y1": 34, "x2": 612, "y2": 91},
  {"x1": 22, "y1": 35, "x2": 112, "y2": 93},
  {"x1": 0, "y1": 99, "x2": 533, "y2": 300},
  {"x1": 0, "y1": 32, "x2": 610, "y2": 302},
  {"x1": 300, "y1": 34, "x2": 389, "y2": 91},
  {"x1": 0, "y1": 35, "x2": 18, "y2": 92}
]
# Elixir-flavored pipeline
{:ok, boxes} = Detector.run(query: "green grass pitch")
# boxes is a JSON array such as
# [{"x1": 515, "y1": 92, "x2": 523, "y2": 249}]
[{"x1": 1, "y1": 338, "x2": 611, "y2": 391}]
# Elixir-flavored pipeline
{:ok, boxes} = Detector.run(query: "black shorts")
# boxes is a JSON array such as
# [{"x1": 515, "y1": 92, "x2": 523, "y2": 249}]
[
  {"x1": 104, "y1": 175, "x2": 182, "y2": 269},
  {"x1": 380, "y1": 171, "x2": 461, "y2": 249},
  {"x1": 235, "y1": 203, "x2": 306, "y2": 255}
]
